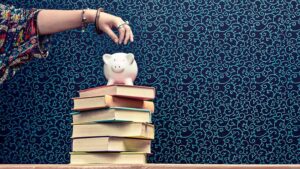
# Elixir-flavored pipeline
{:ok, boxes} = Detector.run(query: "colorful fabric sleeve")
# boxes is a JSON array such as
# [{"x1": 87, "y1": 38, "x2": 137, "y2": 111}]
[{"x1": 0, "y1": 3, "x2": 50, "y2": 84}]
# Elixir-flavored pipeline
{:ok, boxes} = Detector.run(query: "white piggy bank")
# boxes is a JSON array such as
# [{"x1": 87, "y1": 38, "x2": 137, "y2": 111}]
[{"x1": 103, "y1": 53, "x2": 138, "y2": 86}]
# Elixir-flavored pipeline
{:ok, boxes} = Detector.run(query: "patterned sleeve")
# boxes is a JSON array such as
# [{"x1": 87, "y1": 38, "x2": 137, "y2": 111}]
[{"x1": 0, "y1": 3, "x2": 50, "y2": 84}]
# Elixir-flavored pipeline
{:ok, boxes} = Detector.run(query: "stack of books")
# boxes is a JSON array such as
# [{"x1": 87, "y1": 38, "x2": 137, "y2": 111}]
[{"x1": 70, "y1": 85, "x2": 156, "y2": 164}]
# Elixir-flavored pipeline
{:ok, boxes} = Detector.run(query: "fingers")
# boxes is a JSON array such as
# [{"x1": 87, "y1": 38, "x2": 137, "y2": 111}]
[
  {"x1": 102, "y1": 26, "x2": 119, "y2": 44},
  {"x1": 98, "y1": 13, "x2": 134, "y2": 45},
  {"x1": 118, "y1": 26, "x2": 125, "y2": 44},
  {"x1": 130, "y1": 29, "x2": 134, "y2": 42},
  {"x1": 123, "y1": 24, "x2": 132, "y2": 45},
  {"x1": 115, "y1": 18, "x2": 134, "y2": 45},
  {"x1": 117, "y1": 24, "x2": 134, "y2": 45},
  {"x1": 103, "y1": 24, "x2": 133, "y2": 45}
]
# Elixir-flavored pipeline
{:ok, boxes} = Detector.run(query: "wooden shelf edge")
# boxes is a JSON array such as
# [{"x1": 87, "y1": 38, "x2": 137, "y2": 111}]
[{"x1": 0, "y1": 164, "x2": 299, "y2": 169}]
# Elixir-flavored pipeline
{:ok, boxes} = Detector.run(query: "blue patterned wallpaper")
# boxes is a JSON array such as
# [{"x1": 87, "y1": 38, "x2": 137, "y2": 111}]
[{"x1": 0, "y1": 0, "x2": 299, "y2": 164}]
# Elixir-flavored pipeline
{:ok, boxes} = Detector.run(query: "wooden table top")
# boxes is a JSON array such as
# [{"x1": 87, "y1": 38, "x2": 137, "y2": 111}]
[{"x1": 0, "y1": 164, "x2": 299, "y2": 169}]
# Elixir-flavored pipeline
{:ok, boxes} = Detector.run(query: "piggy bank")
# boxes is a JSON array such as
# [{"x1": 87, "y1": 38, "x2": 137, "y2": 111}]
[{"x1": 103, "y1": 53, "x2": 138, "y2": 86}]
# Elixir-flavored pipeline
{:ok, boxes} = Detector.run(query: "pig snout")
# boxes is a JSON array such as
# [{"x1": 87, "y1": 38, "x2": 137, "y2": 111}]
[{"x1": 111, "y1": 62, "x2": 126, "y2": 73}]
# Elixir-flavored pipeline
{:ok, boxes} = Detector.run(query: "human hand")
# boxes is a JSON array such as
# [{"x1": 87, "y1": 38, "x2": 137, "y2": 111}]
[{"x1": 96, "y1": 11, "x2": 134, "y2": 45}]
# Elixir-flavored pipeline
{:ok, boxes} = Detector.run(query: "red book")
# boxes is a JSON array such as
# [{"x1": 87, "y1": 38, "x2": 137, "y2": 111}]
[
  {"x1": 72, "y1": 95, "x2": 155, "y2": 113},
  {"x1": 78, "y1": 85, "x2": 156, "y2": 100}
]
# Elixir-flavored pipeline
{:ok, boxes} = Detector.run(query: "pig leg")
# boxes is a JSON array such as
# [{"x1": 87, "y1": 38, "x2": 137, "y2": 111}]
[
  {"x1": 107, "y1": 79, "x2": 115, "y2": 85},
  {"x1": 124, "y1": 78, "x2": 134, "y2": 86}
]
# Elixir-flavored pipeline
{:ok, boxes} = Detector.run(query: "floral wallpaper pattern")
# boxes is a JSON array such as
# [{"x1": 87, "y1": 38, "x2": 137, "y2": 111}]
[{"x1": 0, "y1": 0, "x2": 299, "y2": 164}]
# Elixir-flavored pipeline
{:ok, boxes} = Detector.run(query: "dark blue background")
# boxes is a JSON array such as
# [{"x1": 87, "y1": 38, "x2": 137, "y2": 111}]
[{"x1": 0, "y1": 0, "x2": 299, "y2": 164}]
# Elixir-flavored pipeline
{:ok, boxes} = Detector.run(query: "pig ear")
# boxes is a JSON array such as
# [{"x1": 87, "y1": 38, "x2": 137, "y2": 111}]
[
  {"x1": 126, "y1": 53, "x2": 135, "y2": 65},
  {"x1": 103, "y1": 54, "x2": 111, "y2": 65}
]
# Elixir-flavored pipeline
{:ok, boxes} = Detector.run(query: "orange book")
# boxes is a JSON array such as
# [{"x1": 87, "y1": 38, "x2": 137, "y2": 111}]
[
  {"x1": 72, "y1": 95, "x2": 154, "y2": 113},
  {"x1": 78, "y1": 85, "x2": 155, "y2": 100}
]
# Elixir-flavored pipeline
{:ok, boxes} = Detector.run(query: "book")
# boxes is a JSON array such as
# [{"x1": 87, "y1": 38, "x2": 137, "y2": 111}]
[
  {"x1": 71, "y1": 107, "x2": 152, "y2": 124},
  {"x1": 72, "y1": 137, "x2": 151, "y2": 153},
  {"x1": 72, "y1": 122, "x2": 154, "y2": 139},
  {"x1": 70, "y1": 152, "x2": 147, "y2": 164},
  {"x1": 72, "y1": 95, "x2": 154, "y2": 112},
  {"x1": 78, "y1": 85, "x2": 155, "y2": 100}
]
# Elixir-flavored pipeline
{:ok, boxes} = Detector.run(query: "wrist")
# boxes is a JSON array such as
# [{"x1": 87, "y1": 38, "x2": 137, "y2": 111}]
[{"x1": 86, "y1": 9, "x2": 97, "y2": 24}]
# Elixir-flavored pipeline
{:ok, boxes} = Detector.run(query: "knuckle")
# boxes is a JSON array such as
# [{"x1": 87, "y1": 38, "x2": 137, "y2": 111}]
[
  {"x1": 125, "y1": 26, "x2": 130, "y2": 31},
  {"x1": 119, "y1": 28, "x2": 125, "y2": 32},
  {"x1": 117, "y1": 17, "x2": 123, "y2": 22}
]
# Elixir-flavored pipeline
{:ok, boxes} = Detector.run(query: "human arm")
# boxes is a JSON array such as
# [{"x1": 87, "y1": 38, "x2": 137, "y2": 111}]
[
  {"x1": 37, "y1": 9, "x2": 134, "y2": 45},
  {"x1": 0, "y1": 4, "x2": 134, "y2": 84}
]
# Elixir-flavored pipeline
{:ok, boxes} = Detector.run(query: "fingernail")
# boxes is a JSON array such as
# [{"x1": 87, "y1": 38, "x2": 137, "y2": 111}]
[{"x1": 114, "y1": 39, "x2": 118, "y2": 44}]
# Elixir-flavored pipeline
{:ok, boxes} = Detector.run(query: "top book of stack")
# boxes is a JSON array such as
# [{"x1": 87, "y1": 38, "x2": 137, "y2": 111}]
[{"x1": 78, "y1": 85, "x2": 156, "y2": 100}]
